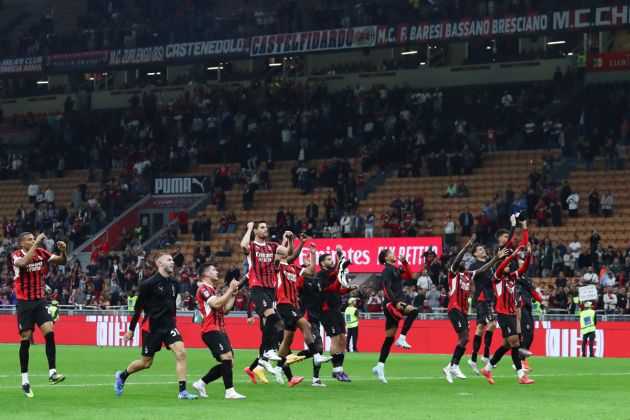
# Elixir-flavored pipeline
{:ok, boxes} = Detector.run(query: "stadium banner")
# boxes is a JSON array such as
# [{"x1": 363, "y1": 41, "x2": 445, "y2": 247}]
[
  {"x1": 375, "y1": 6, "x2": 630, "y2": 44},
  {"x1": 587, "y1": 51, "x2": 630, "y2": 73},
  {"x1": 250, "y1": 26, "x2": 377, "y2": 56},
  {"x1": 108, "y1": 46, "x2": 165, "y2": 66},
  {"x1": 165, "y1": 38, "x2": 249, "y2": 61},
  {"x1": 152, "y1": 176, "x2": 210, "y2": 195},
  {"x1": 2, "y1": 316, "x2": 627, "y2": 358},
  {"x1": 46, "y1": 50, "x2": 110, "y2": 71},
  {"x1": 292, "y1": 237, "x2": 442, "y2": 273},
  {"x1": 0, "y1": 56, "x2": 43, "y2": 74}
]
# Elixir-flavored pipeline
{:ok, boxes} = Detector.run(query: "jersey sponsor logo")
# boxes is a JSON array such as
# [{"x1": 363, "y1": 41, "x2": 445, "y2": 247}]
[{"x1": 255, "y1": 251, "x2": 274, "y2": 263}]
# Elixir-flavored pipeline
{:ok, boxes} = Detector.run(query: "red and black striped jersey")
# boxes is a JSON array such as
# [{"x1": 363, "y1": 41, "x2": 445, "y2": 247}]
[
  {"x1": 447, "y1": 269, "x2": 475, "y2": 313},
  {"x1": 196, "y1": 283, "x2": 225, "y2": 333},
  {"x1": 493, "y1": 252, "x2": 530, "y2": 315},
  {"x1": 276, "y1": 263, "x2": 305, "y2": 307},
  {"x1": 12, "y1": 248, "x2": 53, "y2": 301},
  {"x1": 247, "y1": 241, "x2": 279, "y2": 289}
]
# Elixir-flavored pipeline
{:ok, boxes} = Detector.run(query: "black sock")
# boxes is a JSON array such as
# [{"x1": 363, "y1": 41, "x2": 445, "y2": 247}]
[
  {"x1": 450, "y1": 345, "x2": 466, "y2": 366},
  {"x1": 275, "y1": 330, "x2": 285, "y2": 349},
  {"x1": 483, "y1": 330, "x2": 494, "y2": 358},
  {"x1": 282, "y1": 365, "x2": 293, "y2": 380},
  {"x1": 119, "y1": 369, "x2": 131, "y2": 381},
  {"x1": 331, "y1": 352, "x2": 343, "y2": 368},
  {"x1": 178, "y1": 380, "x2": 186, "y2": 393},
  {"x1": 44, "y1": 332, "x2": 56, "y2": 370},
  {"x1": 511, "y1": 347, "x2": 523, "y2": 371},
  {"x1": 249, "y1": 357, "x2": 259, "y2": 371},
  {"x1": 19, "y1": 339, "x2": 30, "y2": 374},
  {"x1": 306, "y1": 341, "x2": 318, "y2": 357},
  {"x1": 401, "y1": 309, "x2": 418, "y2": 336},
  {"x1": 490, "y1": 346, "x2": 508, "y2": 366},
  {"x1": 379, "y1": 336, "x2": 395, "y2": 364},
  {"x1": 340, "y1": 353, "x2": 345, "y2": 366},
  {"x1": 313, "y1": 359, "x2": 321, "y2": 378},
  {"x1": 471, "y1": 335, "x2": 482, "y2": 362},
  {"x1": 202, "y1": 364, "x2": 222, "y2": 384},
  {"x1": 277, "y1": 356, "x2": 286, "y2": 368},
  {"x1": 221, "y1": 360, "x2": 233, "y2": 389}
]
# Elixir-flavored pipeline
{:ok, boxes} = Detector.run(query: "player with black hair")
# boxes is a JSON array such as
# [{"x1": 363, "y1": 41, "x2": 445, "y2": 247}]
[{"x1": 372, "y1": 248, "x2": 417, "y2": 384}]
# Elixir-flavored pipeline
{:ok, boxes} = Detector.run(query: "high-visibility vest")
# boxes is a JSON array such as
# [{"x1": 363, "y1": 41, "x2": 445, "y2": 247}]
[
  {"x1": 532, "y1": 301, "x2": 542, "y2": 315},
  {"x1": 580, "y1": 309, "x2": 596, "y2": 335},
  {"x1": 573, "y1": 296, "x2": 581, "y2": 314},
  {"x1": 344, "y1": 307, "x2": 358, "y2": 329},
  {"x1": 467, "y1": 297, "x2": 473, "y2": 314},
  {"x1": 48, "y1": 306, "x2": 59, "y2": 322},
  {"x1": 577, "y1": 54, "x2": 586, "y2": 68},
  {"x1": 127, "y1": 295, "x2": 138, "y2": 311}
]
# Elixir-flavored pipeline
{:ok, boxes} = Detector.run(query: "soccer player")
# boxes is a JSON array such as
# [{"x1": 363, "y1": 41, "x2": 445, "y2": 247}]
[
  {"x1": 481, "y1": 245, "x2": 535, "y2": 385},
  {"x1": 515, "y1": 273, "x2": 546, "y2": 372},
  {"x1": 372, "y1": 249, "x2": 416, "y2": 384},
  {"x1": 192, "y1": 263, "x2": 245, "y2": 399},
  {"x1": 273, "y1": 239, "x2": 333, "y2": 386},
  {"x1": 444, "y1": 235, "x2": 508, "y2": 383},
  {"x1": 241, "y1": 221, "x2": 296, "y2": 378},
  {"x1": 318, "y1": 252, "x2": 356, "y2": 382},
  {"x1": 468, "y1": 215, "x2": 528, "y2": 374},
  {"x1": 115, "y1": 253, "x2": 198, "y2": 399},
  {"x1": 13, "y1": 232, "x2": 67, "y2": 397},
  {"x1": 300, "y1": 272, "x2": 328, "y2": 387}
]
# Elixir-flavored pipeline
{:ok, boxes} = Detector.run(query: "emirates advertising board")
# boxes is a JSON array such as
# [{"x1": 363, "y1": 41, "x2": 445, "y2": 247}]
[
  {"x1": 1, "y1": 316, "x2": 626, "y2": 358},
  {"x1": 291, "y1": 237, "x2": 442, "y2": 273}
]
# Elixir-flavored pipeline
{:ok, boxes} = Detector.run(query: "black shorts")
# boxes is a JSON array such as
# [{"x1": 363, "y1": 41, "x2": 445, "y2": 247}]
[
  {"x1": 321, "y1": 310, "x2": 345, "y2": 337},
  {"x1": 448, "y1": 309, "x2": 469, "y2": 333},
  {"x1": 277, "y1": 304, "x2": 303, "y2": 332},
  {"x1": 249, "y1": 286, "x2": 276, "y2": 317},
  {"x1": 497, "y1": 313, "x2": 518, "y2": 338},
  {"x1": 520, "y1": 307, "x2": 533, "y2": 335},
  {"x1": 475, "y1": 301, "x2": 497, "y2": 325},
  {"x1": 383, "y1": 306, "x2": 401, "y2": 331},
  {"x1": 17, "y1": 299, "x2": 52, "y2": 332},
  {"x1": 141, "y1": 325, "x2": 183, "y2": 357},
  {"x1": 307, "y1": 311, "x2": 322, "y2": 342},
  {"x1": 202, "y1": 331, "x2": 233, "y2": 361}
]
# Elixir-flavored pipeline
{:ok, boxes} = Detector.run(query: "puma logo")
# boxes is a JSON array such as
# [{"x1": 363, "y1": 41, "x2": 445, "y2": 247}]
[{"x1": 192, "y1": 177, "x2": 207, "y2": 193}]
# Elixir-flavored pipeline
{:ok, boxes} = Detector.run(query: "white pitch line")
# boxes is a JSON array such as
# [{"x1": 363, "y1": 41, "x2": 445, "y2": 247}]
[{"x1": 0, "y1": 372, "x2": 629, "y2": 388}]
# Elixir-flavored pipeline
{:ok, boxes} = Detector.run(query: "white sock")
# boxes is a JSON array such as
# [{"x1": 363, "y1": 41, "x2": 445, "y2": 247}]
[
  {"x1": 517, "y1": 369, "x2": 525, "y2": 379},
  {"x1": 399, "y1": 334, "x2": 406, "y2": 340},
  {"x1": 312, "y1": 377, "x2": 319, "y2": 382},
  {"x1": 49, "y1": 369, "x2": 56, "y2": 377},
  {"x1": 225, "y1": 387, "x2": 234, "y2": 393},
  {"x1": 377, "y1": 362, "x2": 385, "y2": 368},
  {"x1": 22, "y1": 373, "x2": 29, "y2": 385},
  {"x1": 332, "y1": 367, "x2": 342, "y2": 373},
  {"x1": 452, "y1": 364, "x2": 458, "y2": 369},
  {"x1": 485, "y1": 363, "x2": 493, "y2": 371}
]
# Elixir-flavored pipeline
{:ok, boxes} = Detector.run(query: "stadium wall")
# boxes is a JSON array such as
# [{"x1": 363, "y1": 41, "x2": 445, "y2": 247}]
[{"x1": 1, "y1": 315, "x2": 627, "y2": 358}]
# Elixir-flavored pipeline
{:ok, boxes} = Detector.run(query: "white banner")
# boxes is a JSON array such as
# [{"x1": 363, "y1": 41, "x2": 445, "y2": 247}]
[{"x1": 579, "y1": 285, "x2": 598, "y2": 302}]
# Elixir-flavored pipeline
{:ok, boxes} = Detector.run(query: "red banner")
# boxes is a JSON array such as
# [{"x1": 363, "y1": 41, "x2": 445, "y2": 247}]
[
  {"x1": 291, "y1": 237, "x2": 442, "y2": 273},
  {"x1": 2, "y1": 315, "x2": 628, "y2": 358},
  {"x1": 587, "y1": 51, "x2": 630, "y2": 73}
]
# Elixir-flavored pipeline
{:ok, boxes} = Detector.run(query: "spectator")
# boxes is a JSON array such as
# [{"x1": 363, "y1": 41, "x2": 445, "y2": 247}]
[
  {"x1": 601, "y1": 191, "x2": 614, "y2": 217},
  {"x1": 601, "y1": 268, "x2": 616, "y2": 287},
  {"x1": 365, "y1": 209, "x2": 375, "y2": 238},
  {"x1": 306, "y1": 199, "x2": 319, "y2": 224},
  {"x1": 456, "y1": 180, "x2": 470, "y2": 197},
  {"x1": 340, "y1": 213, "x2": 352, "y2": 238},
  {"x1": 443, "y1": 182, "x2": 457, "y2": 198},
  {"x1": 44, "y1": 185, "x2": 55, "y2": 204},
  {"x1": 587, "y1": 188, "x2": 600, "y2": 216},
  {"x1": 416, "y1": 269, "x2": 432, "y2": 290},
  {"x1": 459, "y1": 207, "x2": 474, "y2": 237},
  {"x1": 27, "y1": 182, "x2": 39, "y2": 203},
  {"x1": 366, "y1": 292, "x2": 383, "y2": 313},
  {"x1": 582, "y1": 267, "x2": 599, "y2": 285},
  {"x1": 603, "y1": 287, "x2": 618, "y2": 314},
  {"x1": 443, "y1": 215, "x2": 456, "y2": 247},
  {"x1": 177, "y1": 208, "x2": 189, "y2": 234},
  {"x1": 224, "y1": 264, "x2": 241, "y2": 283},
  {"x1": 425, "y1": 284, "x2": 440, "y2": 308},
  {"x1": 215, "y1": 240, "x2": 234, "y2": 257},
  {"x1": 567, "y1": 191, "x2": 579, "y2": 217},
  {"x1": 420, "y1": 299, "x2": 432, "y2": 314}
]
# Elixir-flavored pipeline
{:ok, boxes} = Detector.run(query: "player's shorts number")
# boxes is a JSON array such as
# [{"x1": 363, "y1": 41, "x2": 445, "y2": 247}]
[{"x1": 170, "y1": 328, "x2": 181, "y2": 337}]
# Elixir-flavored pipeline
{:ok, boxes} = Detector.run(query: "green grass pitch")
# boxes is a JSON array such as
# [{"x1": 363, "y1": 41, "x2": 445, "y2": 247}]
[{"x1": 0, "y1": 344, "x2": 627, "y2": 419}]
